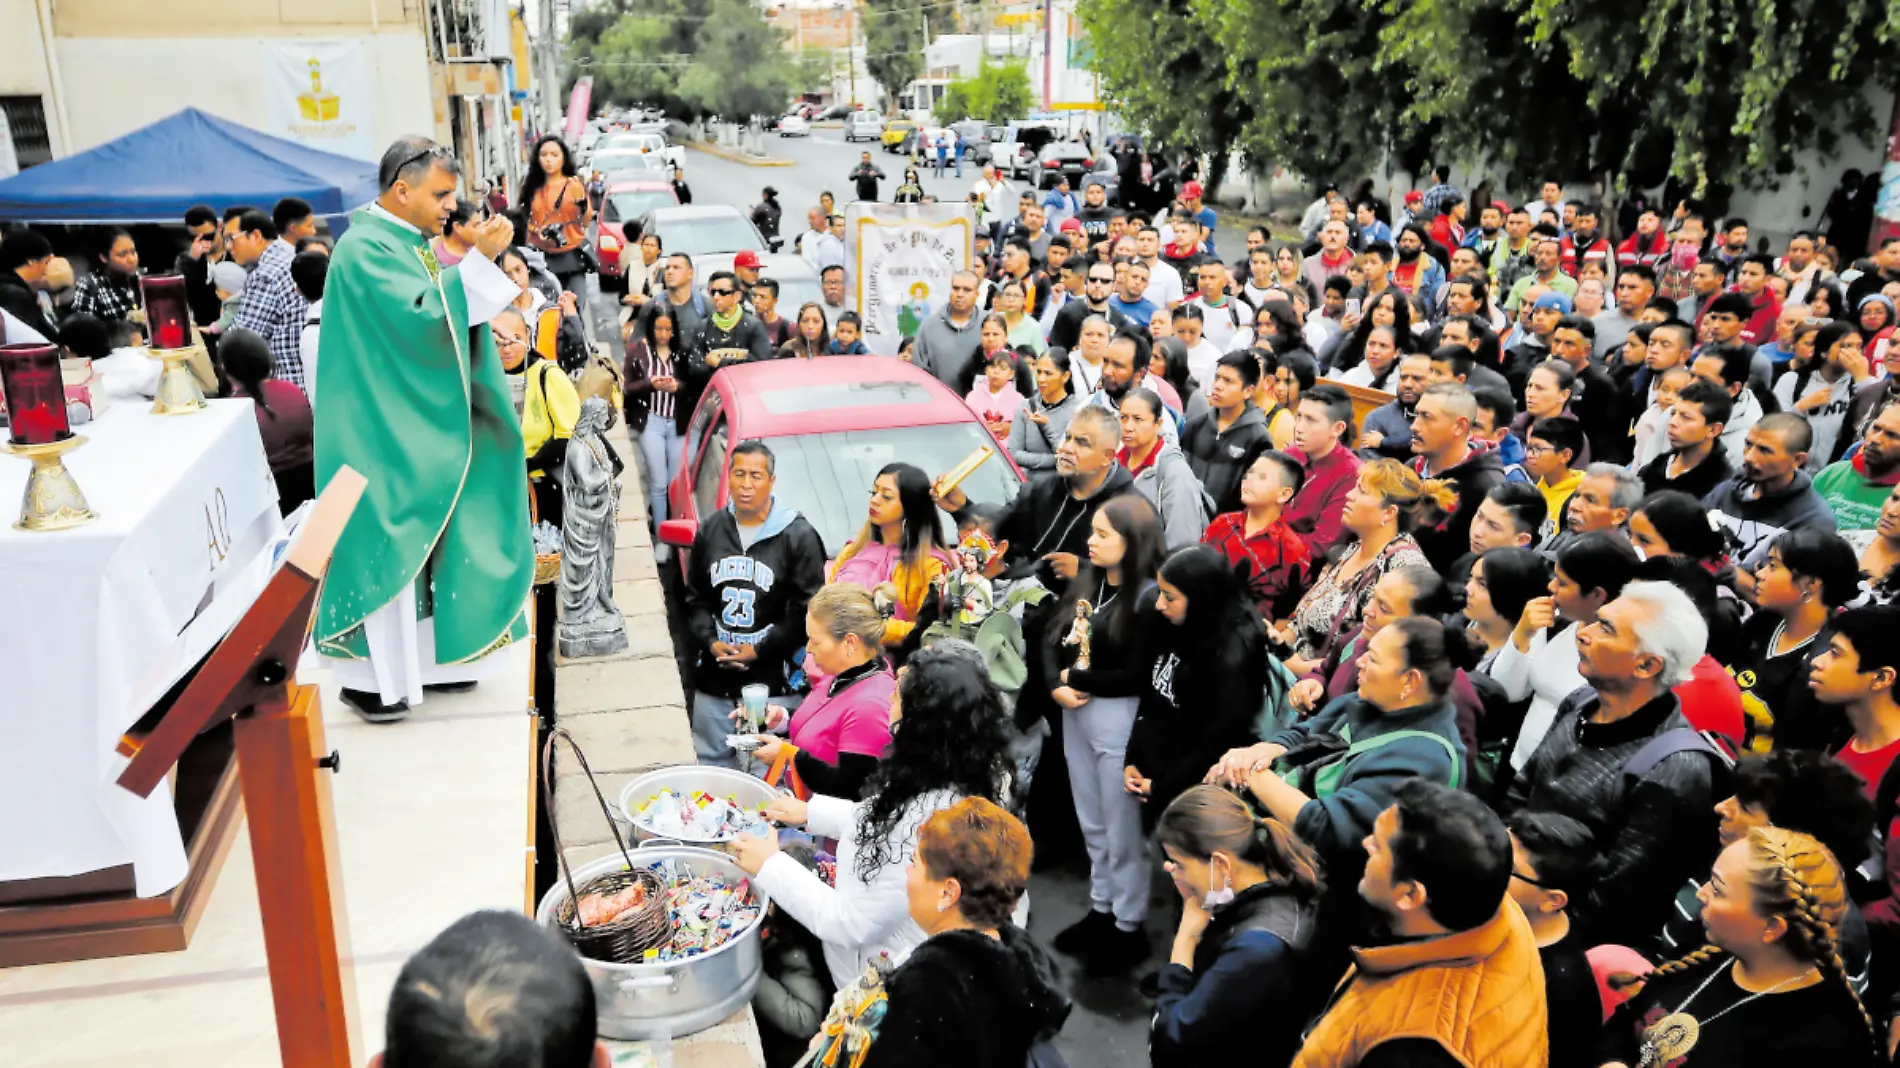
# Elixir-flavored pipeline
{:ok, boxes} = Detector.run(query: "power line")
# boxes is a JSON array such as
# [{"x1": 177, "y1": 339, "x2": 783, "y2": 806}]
[{"x1": 572, "y1": 0, "x2": 965, "y2": 24}]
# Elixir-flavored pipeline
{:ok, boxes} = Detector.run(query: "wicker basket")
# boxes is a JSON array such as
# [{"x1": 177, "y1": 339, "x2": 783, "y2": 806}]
[
  {"x1": 529, "y1": 475, "x2": 562, "y2": 586},
  {"x1": 541, "y1": 728, "x2": 672, "y2": 964}
]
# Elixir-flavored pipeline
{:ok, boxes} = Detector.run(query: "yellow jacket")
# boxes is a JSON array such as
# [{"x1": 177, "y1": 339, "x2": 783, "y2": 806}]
[
  {"x1": 522, "y1": 358, "x2": 581, "y2": 478},
  {"x1": 830, "y1": 538, "x2": 950, "y2": 648}
]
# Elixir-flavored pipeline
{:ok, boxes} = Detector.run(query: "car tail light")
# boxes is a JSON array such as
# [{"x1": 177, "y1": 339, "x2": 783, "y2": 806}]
[
  {"x1": 1044, "y1": 159, "x2": 1059, "y2": 168},
  {"x1": 1085, "y1": 159, "x2": 1094, "y2": 167}
]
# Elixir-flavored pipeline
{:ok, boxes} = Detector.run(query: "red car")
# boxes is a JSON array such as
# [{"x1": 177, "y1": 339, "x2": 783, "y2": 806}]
[
  {"x1": 596, "y1": 179, "x2": 678, "y2": 290},
  {"x1": 656, "y1": 357, "x2": 1026, "y2": 572}
]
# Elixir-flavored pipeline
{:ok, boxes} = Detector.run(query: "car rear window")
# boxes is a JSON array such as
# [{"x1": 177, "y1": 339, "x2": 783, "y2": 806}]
[
  {"x1": 757, "y1": 381, "x2": 937, "y2": 415},
  {"x1": 761, "y1": 425, "x2": 1021, "y2": 550}
]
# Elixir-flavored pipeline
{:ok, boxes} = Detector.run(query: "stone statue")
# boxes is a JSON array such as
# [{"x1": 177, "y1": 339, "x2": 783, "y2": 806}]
[{"x1": 558, "y1": 397, "x2": 630, "y2": 659}]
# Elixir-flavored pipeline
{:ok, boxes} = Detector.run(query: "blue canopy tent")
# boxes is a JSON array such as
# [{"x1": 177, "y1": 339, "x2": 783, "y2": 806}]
[{"x1": 0, "y1": 108, "x2": 378, "y2": 224}]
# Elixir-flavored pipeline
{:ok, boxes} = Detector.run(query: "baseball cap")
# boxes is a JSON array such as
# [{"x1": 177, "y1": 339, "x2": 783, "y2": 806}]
[
  {"x1": 733, "y1": 250, "x2": 761, "y2": 269},
  {"x1": 1491, "y1": 199, "x2": 1511, "y2": 215},
  {"x1": 1058, "y1": 217, "x2": 1083, "y2": 234},
  {"x1": 1182, "y1": 181, "x2": 1204, "y2": 200},
  {"x1": 1532, "y1": 291, "x2": 1574, "y2": 313},
  {"x1": 762, "y1": 186, "x2": 778, "y2": 197},
  {"x1": 1404, "y1": 190, "x2": 1424, "y2": 206}
]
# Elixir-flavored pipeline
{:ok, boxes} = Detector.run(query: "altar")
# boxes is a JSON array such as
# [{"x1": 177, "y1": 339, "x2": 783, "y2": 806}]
[{"x1": 0, "y1": 401, "x2": 282, "y2": 898}]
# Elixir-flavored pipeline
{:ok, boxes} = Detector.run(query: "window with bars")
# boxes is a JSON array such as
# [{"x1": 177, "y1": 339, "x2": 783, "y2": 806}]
[{"x1": 0, "y1": 97, "x2": 51, "y2": 169}]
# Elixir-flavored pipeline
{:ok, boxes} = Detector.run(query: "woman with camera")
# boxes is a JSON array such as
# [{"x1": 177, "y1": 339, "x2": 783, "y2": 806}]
[{"x1": 519, "y1": 135, "x2": 594, "y2": 296}]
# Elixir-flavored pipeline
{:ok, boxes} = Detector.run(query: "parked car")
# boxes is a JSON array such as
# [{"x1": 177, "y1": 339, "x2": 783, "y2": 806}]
[
  {"x1": 814, "y1": 103, "x2": 855, "y2": 121},
  {"x1": 631, "y1": 205, "x2": 787, "y2": 285},
  {"x1": 778, "y1": 114, "x2": 811, "y2": 137},
  {"x1": 994, "y1": 123, "x2": 1060, "y2": 180},
  {"x1": 1086, "y1": 154, "x2": 1122, "y2": 205},
  {"x1": 948, "y1": 119, "x2": 994, "y2": 166},
  {"x1": 656, "y1": 357, "x2": 1025, "y2": 565},
  {"x1": 1034, "y1": 141, "x2": 1097, "y2": 190},
  {"x1": 900, "y1": 126, "x2": 950, "y2": 157},
  {"x1": 595, "y1": 179, "x2": 680, "y2": 291},
  {"x1": 844, "y1": 111, "x2": 884, "y2": 142},
  {"x1": 591, "y1": 150, "x2": 671, "y2": 181},
  {"x1": 594, "y1": 130, "x2": 683, "y2": 170},
  {"x1": 881, "y1": 120, "x2": 915, "y2": 153}
]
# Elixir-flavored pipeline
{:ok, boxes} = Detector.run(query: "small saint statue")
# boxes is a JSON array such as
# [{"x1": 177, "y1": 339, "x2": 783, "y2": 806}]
[
  {"x1": 1061, "y1": 598, "x2": 1094, "y2": 670},
  {"x1": 557, "y1": 397, "x2": 629, "y2": 659},
  {"x1": 942, "y1": 529, "x2": 997, "y2": 628}
]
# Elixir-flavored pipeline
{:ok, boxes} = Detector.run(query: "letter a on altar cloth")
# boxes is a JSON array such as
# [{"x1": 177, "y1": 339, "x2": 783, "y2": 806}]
[{"x1": 311, "y1": 204, "x2": 533, "y2": 705}]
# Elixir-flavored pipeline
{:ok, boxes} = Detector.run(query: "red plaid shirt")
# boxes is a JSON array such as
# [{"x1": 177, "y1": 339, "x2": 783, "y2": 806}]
[{"x1": 1202, "y1": 511, "x2": 1311, "y2": 620}]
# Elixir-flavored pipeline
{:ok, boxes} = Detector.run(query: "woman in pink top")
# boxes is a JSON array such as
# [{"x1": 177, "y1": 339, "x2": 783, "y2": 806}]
[{"x1": 752, "y1": 583, "x2": 895, "y2": 800}]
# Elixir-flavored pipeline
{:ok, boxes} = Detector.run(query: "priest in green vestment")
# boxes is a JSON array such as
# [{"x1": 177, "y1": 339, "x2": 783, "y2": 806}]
[{"x1": 313, "y1": 136, "x2": 534, "y2": 721}]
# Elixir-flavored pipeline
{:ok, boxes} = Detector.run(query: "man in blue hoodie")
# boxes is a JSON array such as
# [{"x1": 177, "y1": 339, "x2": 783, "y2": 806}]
[{"x1": 684, "y1": 440, "x2": 828, "y2": 767}]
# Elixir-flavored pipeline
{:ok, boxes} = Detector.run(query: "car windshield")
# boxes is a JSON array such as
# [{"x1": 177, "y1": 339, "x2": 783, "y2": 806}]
[
  {"x1": 596, "y1": 153, "x2": 667, "y2": 175},
  {"x1": 654, "y1": 215, "x2": 764, "y2": 256},
  {"x1": 604, "y1": 190, "x2": 675, "y2": 223},
  {"x1": 760, "y1": 425, "x2": 1020, "y2": 551}
]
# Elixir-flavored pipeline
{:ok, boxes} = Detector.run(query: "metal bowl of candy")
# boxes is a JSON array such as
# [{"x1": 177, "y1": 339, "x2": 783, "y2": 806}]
[
  {"x1": 536, "y1": 842, "x2": 769, "y2": 1039},
  {"x1": 618, "y1": 765, "x2": 778, "y2": 845}
]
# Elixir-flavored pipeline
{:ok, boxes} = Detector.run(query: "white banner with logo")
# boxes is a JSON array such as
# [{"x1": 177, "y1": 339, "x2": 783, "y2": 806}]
[
  {"x1": 846, "y1": 202, "x2": 976, "y2": 356},
  {"x1": 262, "y1": 39, "x2": 376, "y2": 160}
]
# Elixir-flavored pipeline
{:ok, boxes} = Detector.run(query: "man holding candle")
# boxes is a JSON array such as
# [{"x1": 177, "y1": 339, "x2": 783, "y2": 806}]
[
  {"x1": 229, "y1": 208, "x2": 310, "y2": 390},
  {"x1": 314, "y1": 135, "x2": 531, "y2": 722}
]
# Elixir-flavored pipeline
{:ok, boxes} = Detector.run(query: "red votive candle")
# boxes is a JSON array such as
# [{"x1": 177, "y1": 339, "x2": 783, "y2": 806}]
[
  {"x1": 0, "y1": 343, "x2": 70, "y2": 446},
  {"x1": 141, "y1": 274, "x2": 190, "y2": 350}
]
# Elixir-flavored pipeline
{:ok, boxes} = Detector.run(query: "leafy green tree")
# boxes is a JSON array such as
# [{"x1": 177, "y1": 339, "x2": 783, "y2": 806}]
[
  {"x1": 678, "y1": 0, "x2": 799, "y2": 119},
  {"x1": 863, "y1": 0, "x2": 926, "y2": 109},
  {"x1": 936, "y1": 60, "x2": 1035, "y2": 123},
  {"x1": 583, "y1": 12, "x2": 692, "y2": 116},
  {"x1": 1385, "y1": 0, "x2": 1900, "y2": 193}
]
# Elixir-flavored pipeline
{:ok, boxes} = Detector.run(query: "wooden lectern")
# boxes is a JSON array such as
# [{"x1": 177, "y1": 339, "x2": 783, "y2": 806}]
[{"x1": 117, "y1": 468, "x2": 369, "y2": 1068}]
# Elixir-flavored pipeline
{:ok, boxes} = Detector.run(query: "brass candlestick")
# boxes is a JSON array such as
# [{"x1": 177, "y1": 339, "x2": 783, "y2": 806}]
[
  {"x1": 2, "y1": 434, "x2": 97, "y2": 531},
  {"x1": 146, "y1": 342, "x2": 209, "y2": 415}
]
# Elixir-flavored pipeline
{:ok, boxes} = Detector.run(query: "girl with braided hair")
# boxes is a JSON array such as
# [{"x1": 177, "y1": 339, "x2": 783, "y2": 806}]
[
  {"x1": 1149, "y1": 785, "x2": 1330, "y2": 1068},
  {"x1": 1597, "y1": 826, "x2": 1881, "y2": 1068}
]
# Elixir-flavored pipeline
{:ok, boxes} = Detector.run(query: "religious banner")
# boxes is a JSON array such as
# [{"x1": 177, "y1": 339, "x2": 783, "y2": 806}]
[
  {"x1": 845, "y1": 202, "x2": 976, "y2": 356},
  {"x1": 262, "y1": 39, "x2": 376, "y2": 161}
]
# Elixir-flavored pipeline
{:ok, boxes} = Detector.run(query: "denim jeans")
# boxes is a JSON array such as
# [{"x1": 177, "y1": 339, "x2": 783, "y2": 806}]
[{"x1": 639, "y1": 416, "x2": 684, "y2": 524}]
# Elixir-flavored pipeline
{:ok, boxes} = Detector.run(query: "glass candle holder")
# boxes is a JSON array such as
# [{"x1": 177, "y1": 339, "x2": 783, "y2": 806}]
[
  {"x1": 0, "y1": 343, "x2": 70, "y2": 446},
  {"x1": 141, "y1": 274, "x2": 191, "y2": 350}
]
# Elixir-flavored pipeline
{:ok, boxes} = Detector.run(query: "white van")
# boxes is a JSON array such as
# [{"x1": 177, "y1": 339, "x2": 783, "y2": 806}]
[{"x1": 844, "y1": 111, "x2": 884, "y2": 143}]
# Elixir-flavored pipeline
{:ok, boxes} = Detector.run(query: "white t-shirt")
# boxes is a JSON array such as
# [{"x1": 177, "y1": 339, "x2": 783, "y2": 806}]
[
  {"x1": 1772, "y1": 369, "x2": 1858, "y2": 471},
  {"x1": 1183, "y1": 338, "x2": 1224, "y2": 392},
  {"x1": 1141, "y1": 258, "x2": 1185, "y2": 309},
  {"x1": 1190, "y1": 296, "x2": 1254, "y2": 353}
]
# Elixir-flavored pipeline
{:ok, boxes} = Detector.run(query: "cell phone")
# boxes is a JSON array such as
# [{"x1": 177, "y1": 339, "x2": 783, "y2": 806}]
[{"x1": 1344, "y1": 298, "x2": 1362, "y2": 317}]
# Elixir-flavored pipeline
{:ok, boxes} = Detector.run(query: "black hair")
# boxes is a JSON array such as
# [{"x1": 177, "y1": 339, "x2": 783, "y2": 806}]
[
  {"x1": 183, "y1": 204, "x2": 217, "y2": 229},
  {"x1": 96, "y1": 226, "x2": 136, "y2": 264},
  {"x1": 1121, "y1": 385, "x2": 1166, "y2": 421},
  {"x1": 444, "y1": 199, "x2": 479, "y2": 229},
  {"x1": 1256, "y1": 299, "x2": 1303, "y2": 348},
  {"x1": 1832, "y1": 606, "x2": 1900, "y2": 677},
  {"x1": 1430, "y1": 344, "x2": 1475, "y2": 381},
  {"x1": 1276, "y1": 350, "x2": 1318, "y2": 394},
  {"x1": 1634, "y1": 490, "x2": 1727, "y2": 562},
  {"x1": 1674, "y1": 377, "x2": 1734, "y2": 430},
  {"x1": 1554, "y1": 313, "x2": 1596, "y2": 342},
  {"x1": 729, "y1": 438, "x2": 776, "y2": 475},
  {"x1": 1150, "y1": 337, "x2": 1192, "y2": 398},
  {"x1": 1257, "y1": 449, "x2": 1306, "y2": 498},
  {"x1": 1478, "y1": 546, "x2": 1552, "y2": 624},
  {"x1": 856, "y1": 640, "x2": 1010, "y2": 881},
  {"x1": 1751, "y1": 410, "x2": 1811, "y2": 455},
  {"x1": 1323, "y1": 275, "x2": 1353, "y2": 297},
  {"x1": 272, "y1": 197, "x2": 314, "y2": 235},
  {"x1": 1652, "y1": 320, "x2": 1697, "y2": 352},
  {"x1": 1388, "y1": 779, "x2": 1512, "y2": 932},
  {"x1": 1363, "y1": 240, "x2": 1395, "y2": 261},
  {"x1": 1555, "y1": 531, "x2": 1640, "y2": 603},
  {"x1": 518, "y1": 135, "x2": 576, "y2": 208},
  {"x1": 222, "y1": 205, "x2": 253, "y2": 223},
  {"x1": 1486, "y1": 482, "x2": 1548, "y2": 542},
  {"x1": 0, "y1": 229, "x2": 54, "y2": 271},
  {"x1": 1446, "y1": 272, "x2": 1490, "y2": 309},
  {"x1": 1731, "y1": 750, "x2": 1877, "y2": 870},
  {"x1": 1386, "y1": 615, "x2": 1474, "y2": 699},
  {"x1": 218, "y1": 327, "x2": 278, "y2": 419},
  {"x1": 1621, "y1": 263, "x2": 1658, "y2": 287},
  {"x1": 1528, "y1": 415, "x2": 1584, "y2": 465},
  {"x1": 1171, "y1": 303, "x2": 1204, "y2": 324},
  {"x1": 1214, "y1": 348, "x2": 1261, "y2": 388},
  {"x1": 378, "y1": 136, "x2": 458, "y2": 191},
  {"x1": 1706, "y1": 291, "x2": 1755, "y2": 321},
  {"x1": 871, "y1": 462, "x2": 947, "y2": 567},
  {"x1": 1507, "y1": 811, "x2": 1599, "y2": 901},
  {"x1": 1301, "y1": 384, "x2": 1356, "y2": 446},
  {"x1": 1769, "y1": 527, "x2": 1863, "y2": 609},
  {"x1": 383, "y1": 910, "x2": 598, "y2": 1068},
  {"x1": 235, "y1": 209, "x2": 278, "y2": 242},
  {"x1": 1333, "y1": 290, "x2": 1416, "y2": 373},
  {"x1": 1472, "y1": 387, "x2": 1516, "y2": 435},
  {"x1": 1055, "y1": 493, "x2": 1165, "y2": 665},
  {"x1": 1034, "y1": 346, "x2": 1074, "y2": 400},
  {"x1": 1531, "y1": 358, "x2": 1576, "y2": 397},
  {"x1": 836, "y1": 310, "x2": 862, "y2": 330},
  {"x1": 751, "y1": 276, "x2": 780, "y2": 297},
  {"x1": 1390, "y1": 566, "x2": 1453, "y2": 620},
  {"x1": 821, "y1": 264, "x2": 845, "y2": 280},
  {"x1": 644, "y1": 302, "x2": 682, "y2": 352},
  {"x1": 57, "y1": 314, "x2": 111, "y2": 360},
  {"x1": 290, "y1": 250, "x2": 329, "y2": 303}
]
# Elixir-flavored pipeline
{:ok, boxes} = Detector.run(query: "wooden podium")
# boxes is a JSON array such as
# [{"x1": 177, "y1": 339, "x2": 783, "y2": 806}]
[{"x1": 115, "y1": 469, "x2": 369, "y2": 1068}]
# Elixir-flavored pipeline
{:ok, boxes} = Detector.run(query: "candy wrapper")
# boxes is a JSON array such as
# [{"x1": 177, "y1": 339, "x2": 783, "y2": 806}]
[
  {"x1": 641, "y1": 864, "x2": 764, "y2": 962},
  {"x1": 633, "y1": 787, "x2": 771, "y2": 841}
]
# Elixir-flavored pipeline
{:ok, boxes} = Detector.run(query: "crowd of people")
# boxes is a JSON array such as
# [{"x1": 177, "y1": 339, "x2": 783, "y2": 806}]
[{"x1": 611, "y1": 159, "x2": 1900, "y2": 1068}]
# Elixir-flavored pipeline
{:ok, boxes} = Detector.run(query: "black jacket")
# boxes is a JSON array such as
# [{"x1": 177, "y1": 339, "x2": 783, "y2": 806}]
[
  {"x1": 1047, "y1": 298, "x2": 1129, "y2": 353},
  {"x1": 981, "y1": 465, "x2": 1137, "y2": 587},
  {"x1": 174, "y1": 251, "x2": 224, "y2": 327},
  {"x1": 849, "y1": 163, "x2": 886, "y2": 202},
  {"x1": 1572, "y1": 359, "x2": 1633, "y2": 465},
  {"x1": 860, "y1": 925, "x2": 1070, "y2": 1068},
  {"x1": 1151, "y1": 885, "x2": 1326, "y2": 1068},
  {"x1": 1637, "y1": 446, "x2": 1733, "y2": 503},
  {"x1": 682, "y1": 311, "x2": 773, "y2": 418},
  {"x1": 1183, "y1": 405, "x2": 1274, "y2": 515},
  {"x1": 750, "y1": 197, "x2": 782, "y2": 240},
  {"x1": 1411, "y1": 446, "x2": 1506, "y2": 573},
  {"x1": 683, "y1": 499, "x2": 828, "y2": 698},
  {"x1": 0, "y1": 271, "x2": 56, "y2": 342},
  {"x1": 1507, "y1": 689, "x2": 1721, "y2": 948},
  {"x1": 1129, "y1": 613, "x2": 1266, "y2": 827}
]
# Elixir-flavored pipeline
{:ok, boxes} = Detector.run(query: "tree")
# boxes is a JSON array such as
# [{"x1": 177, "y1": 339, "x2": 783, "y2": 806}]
[
  {"x1": 583, "y1": 10, "x2": 694, "y2": 117},
  {"x1": 677, "y1": 0, "x2": 799, "y2": 119},
  {"x1": 1385, "y1": 0, "x2": 1900, "y2": 195},
  {"x1": 935, "y1": 60, "x2": 1035, "y2": 124},
  {"x1": 1075, "y1": 0, "x2": 1254, "y2": 196},
  {"x1": 862, "y1": 0, "x2": 925, "y2": 109}
]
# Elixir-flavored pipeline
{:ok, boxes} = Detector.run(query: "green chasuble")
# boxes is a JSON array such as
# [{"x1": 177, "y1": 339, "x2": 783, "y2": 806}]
[{"x1": 313, "y1": 208, "x2": 532, "y2": 664}]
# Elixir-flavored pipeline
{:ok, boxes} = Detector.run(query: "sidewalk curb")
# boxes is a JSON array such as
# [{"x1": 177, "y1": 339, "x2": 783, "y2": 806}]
[{"x1": 688, "y1": 140, "x2": 795, "y2": 168}]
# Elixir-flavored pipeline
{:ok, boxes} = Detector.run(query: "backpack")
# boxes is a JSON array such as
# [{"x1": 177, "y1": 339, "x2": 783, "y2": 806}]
[
  {"x1": 1620, "y1": 727, "x2": 1735, "y2": 801},
  {"x1": 1252, "y1": 649, "x2": 1302, "y2": 741},
  {"x1": 1279, "y1": 722, "x2": 1463, "y2": 798}
]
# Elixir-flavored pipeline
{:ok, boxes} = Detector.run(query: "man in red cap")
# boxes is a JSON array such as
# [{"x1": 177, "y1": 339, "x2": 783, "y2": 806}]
[
  {"x1": 732, "y1": 249, "x2": 763, "y2": 291},
  {"x1": 1401, "y1": 189, "x2": 1425, "y2": 229},
  {"x1": 1181, "y1": 180, "x2": 1218, "y2": 256}
]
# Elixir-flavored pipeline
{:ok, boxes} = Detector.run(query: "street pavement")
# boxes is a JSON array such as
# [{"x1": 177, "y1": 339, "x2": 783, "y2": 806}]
[{"x1": 649, "y1": 127, "x2": 1175, "y2": 1066}]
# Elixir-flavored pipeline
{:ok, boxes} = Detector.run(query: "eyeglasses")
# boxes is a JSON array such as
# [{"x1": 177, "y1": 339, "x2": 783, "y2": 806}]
[
  {"x1": 709, "y1": 287, "x2": 737, "y2": 296},
  {"x1": 386, "y1": 142, "x2": 455, "y2": 184},
  {"x1": 1510, "y1": 870, "x2": 1551, "y2": 889}
]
